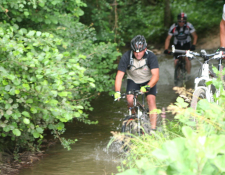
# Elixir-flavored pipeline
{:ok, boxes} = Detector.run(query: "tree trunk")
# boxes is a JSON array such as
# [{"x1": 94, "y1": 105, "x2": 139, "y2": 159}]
[{"x1": 164, "y1": 0, "x2": 171, "y2": 28}]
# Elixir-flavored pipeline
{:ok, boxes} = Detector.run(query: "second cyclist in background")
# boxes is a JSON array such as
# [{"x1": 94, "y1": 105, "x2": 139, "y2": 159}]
[
  {"x1": 114, "y1": 35, "x2": 159, "y2": 133},
  {"x1": 164, "y1": 12, "x2": 198, "y2": 79}
]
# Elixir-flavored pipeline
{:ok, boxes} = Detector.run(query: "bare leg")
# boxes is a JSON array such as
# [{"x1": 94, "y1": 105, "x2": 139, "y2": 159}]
[
  {"x1": 174, "y1": 59, "x2": 178, "y2": 68},
  {"x1": 126, "y1": 94, "x2": 135, "y2": 114},
  {"x1": 146, "y1": 94, "x2": 157, "y2": 130},
  {"x1": 185, "y1": 57, "x2": 191, "y2": 74}
]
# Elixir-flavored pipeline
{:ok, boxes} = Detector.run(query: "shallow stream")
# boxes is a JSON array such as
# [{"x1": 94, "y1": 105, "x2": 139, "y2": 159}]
[{"x1": 19, "y1": 53, "x2": 217, "y2": 175}]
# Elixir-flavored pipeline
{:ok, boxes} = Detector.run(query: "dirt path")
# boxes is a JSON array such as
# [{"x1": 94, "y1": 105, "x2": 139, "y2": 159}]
[{"x1": 197, "y1": 28, "x2": 220, "y2": 50}]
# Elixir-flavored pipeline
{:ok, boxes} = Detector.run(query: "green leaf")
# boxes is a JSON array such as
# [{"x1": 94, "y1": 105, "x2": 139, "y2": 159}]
[
  {"x1": 15, "y1": 90, "x2": 20, "y2": 94},
  {"x1": 13, "y1": 129, "x2": 21, "y2": 136},
  {"x1": 30, "y1": 107, "x2": 38, "y2": 114},
  {"x1": 58, "y1": 91, "x2": 68, "y2": 97},
  {"x1": 26, "y1": 99, "x2": 33, "y2": 103},
  {"x1": 26, "y1": 31, "x2": 35, "y2": 37},
  {"x1": 22, "y1": 111, "x2": 30, "y2": 118},
  {"x1": 36, "y1": 127, "x2": 43, "y2": 134},
  {"x1": 24, "y1": 11, "x2": 29, "y2": 16},
  {"x1": 36, "y1": 31, "x2": 42, "y2": 36},
  {"x1": 182, "y1": 126, "x2": 194, "y2": 138},
  {"x1": 33, "y1": 132, "x2": 40, "y2": 138},
  {"x1": 57, "y1": 122, "x2": 64, "y2": 130},
  {"x1": 214, "y1": 155, "x2": 225, "y2": 172},
  {"x1": 23, "y1": 118, "x2": 30, "y2": 124}
]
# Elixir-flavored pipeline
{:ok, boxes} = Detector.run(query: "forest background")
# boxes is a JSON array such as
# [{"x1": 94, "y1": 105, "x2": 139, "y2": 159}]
[{"x1": 0, "y1": 0, "x2": 223, "y2": 158}]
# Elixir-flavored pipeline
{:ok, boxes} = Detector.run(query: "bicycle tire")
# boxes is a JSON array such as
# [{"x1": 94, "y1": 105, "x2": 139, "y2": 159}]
[
  {"x1": 121, "y1": 119, "x2": 137, "y2": 134},
  {"x1": 174, "y1": 60, "x2": 186, "y2": 86},
  {"x1": 121, "y1": 118, "x2": 138, "y2": 151},
  {"x1": 191, "y1": 88, "x2": 206, "y2": 110},
  {"x1": 190, "y1": 88, "x2": 206, "y2": 128},
  {"x1": 174, "y1": 63, "x2": 183, "y2": 86}
]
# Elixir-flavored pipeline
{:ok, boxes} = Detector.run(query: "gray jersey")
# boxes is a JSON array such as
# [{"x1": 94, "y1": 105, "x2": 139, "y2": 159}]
[{"x1": 168, "y1": 22, "x2": 195, "y2": 46}]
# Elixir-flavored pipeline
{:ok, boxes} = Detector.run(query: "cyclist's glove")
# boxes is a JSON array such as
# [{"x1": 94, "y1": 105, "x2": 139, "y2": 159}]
[
  {"x1": 164, "y1": 49, "x2": 171, "y2": 54},
  {"x1": 190, "y1": 45, "x2": 195, "y2": 51},
  {"x1": 217, "y1": 47, "x2": 225, "y2": 52},
  {"x1": 114, "y1": 91, "x2": 121, "y2": 101},
  {"x1": 140, "y1": 85, "x2": 151, "y2": 93}
]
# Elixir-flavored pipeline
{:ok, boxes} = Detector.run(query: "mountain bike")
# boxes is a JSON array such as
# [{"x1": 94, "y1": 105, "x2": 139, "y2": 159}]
[
  {"x1": 114, "y1": 89, "x2": 154, "y2": 151},
  {"x1": 120, "y1": 90, "x2": 151, "y2": 137},
  {"x1": 172, "y1": 45, "x2": 224, "y2": 120}
]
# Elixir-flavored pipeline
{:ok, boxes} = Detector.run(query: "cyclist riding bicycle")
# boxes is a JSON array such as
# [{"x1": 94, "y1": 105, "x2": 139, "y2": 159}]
[
  {"x1": 114, "y1": 35, "x2": 159, "y2": 133},
  {"x1": 164, "y1": 12, "x2": 198, "y2": 78}
]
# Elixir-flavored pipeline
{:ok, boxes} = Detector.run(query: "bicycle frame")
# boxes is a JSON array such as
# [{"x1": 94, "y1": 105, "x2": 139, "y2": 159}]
[{"x1": 194, "y1": 63, "x2": 210, "y2": 101}]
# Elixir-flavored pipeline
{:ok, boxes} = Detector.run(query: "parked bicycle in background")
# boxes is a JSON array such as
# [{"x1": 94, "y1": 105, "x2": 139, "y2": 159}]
[{"x1": 172, "y1": 46, "x2": 225, "y2": 112}]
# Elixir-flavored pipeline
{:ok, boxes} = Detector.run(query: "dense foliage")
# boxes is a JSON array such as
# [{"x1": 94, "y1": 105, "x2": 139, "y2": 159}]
[
  {"x1": 81, "y1": 0, "x2": 223, "y2": 46},
  {"x1": 0, "y1": 0, "x2": 120, "y2": 152}
]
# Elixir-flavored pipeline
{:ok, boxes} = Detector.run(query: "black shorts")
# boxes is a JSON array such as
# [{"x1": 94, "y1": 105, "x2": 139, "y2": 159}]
[
  {"x1": 173, "y1": 42, "x2": 191, "y2": 59},
  {"x1": 126, "y1": 79, "x2": 157, "y2": 96}
]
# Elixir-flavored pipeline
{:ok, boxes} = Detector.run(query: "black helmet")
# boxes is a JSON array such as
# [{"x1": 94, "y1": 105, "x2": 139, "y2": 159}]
[
  {"x1": 131, "y1": 35, "x2": 147, "y2": 52},
  {"x1": 177, "y1": 12, "x2": 187, "y2": 21}
]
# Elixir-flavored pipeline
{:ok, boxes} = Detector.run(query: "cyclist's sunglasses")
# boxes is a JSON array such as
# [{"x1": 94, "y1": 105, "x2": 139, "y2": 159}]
[{"x1": 178, "y1": 20, "x2": 186, "y2": 23}]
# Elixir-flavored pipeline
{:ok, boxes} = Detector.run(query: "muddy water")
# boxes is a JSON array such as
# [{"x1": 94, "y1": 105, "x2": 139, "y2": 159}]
[{"x1": 19, "y1": 54, "x2": 204, "y2": 175}]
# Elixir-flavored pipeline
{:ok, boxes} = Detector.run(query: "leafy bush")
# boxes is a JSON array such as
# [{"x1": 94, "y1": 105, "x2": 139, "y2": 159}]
[{"x1": 0, "y1": 0, "x2": 120, "y2": 152}]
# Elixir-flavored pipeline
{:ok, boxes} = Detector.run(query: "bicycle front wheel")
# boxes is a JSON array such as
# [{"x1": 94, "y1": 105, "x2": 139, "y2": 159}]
[
  {"x1": 191, "y1": 88, "x2": 206, "y2": 110},
  {"x1": 174, "y1": 62, "x2": 186, "y2": 86},
  {"x1": 121, "y1": 118, "x2": 138, "y2": 135},
  {"x1": 121, "y1": 118, "x2": 138, "y2": 151},
  {"x1": 190, "y1": 88, "x2": 206, "y2": 128},
  {"x1": 174, "y1": 63, "x2": 182, "y2": 86}
]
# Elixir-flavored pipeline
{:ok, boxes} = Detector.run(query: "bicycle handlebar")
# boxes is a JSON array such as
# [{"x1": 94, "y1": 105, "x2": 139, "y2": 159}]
[
  {"x1": 172, "y1": 45, "x2": 225, "y2": 61},
  {"x1": 121, "y1": 90, "x2": 143, "y2": 98}
]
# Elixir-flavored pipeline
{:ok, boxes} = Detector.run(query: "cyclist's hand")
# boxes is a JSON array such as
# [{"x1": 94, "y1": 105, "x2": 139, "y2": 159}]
[
  {"x1": 217, "y1": 47, "x2": 225, "y2": 52},
  {"x1": 190, "y1": 45, "x2": 195, "y2": 51},
  {"x1": 164, "y1": 49, "x2": 171, "y2": 54},
  {"x1": 114, "y1": 91, "x2": 121, "y2": 101},
  {"x1": 140, "y1": 85, "x2": 150, "y2": 93}
]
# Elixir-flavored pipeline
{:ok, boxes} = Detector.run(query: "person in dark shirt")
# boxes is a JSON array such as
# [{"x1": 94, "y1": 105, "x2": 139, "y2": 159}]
[
  {"x1": 114, "y1": 35, "x2": 159, "y2": 133},
  {"x1": 164, "y1": 12, "x2": 198, "y2": 77}
]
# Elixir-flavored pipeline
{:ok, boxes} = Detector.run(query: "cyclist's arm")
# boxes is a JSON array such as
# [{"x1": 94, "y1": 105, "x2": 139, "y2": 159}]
[
  {"x1": 115, "y1": 70, "x2": 125, "y2": 92},
  {"x1": 164, "y1": 35, "x2": 172, "y2": 50},
  {"x1": 220, "y1": 19, "x2": 225, "y2": 47},
  {"x1": 148, "y1": 68, "x2": 159, "y2": 88},
  {"x1": 191, "y1": 31, "x2": 198, "y2": 45}
]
